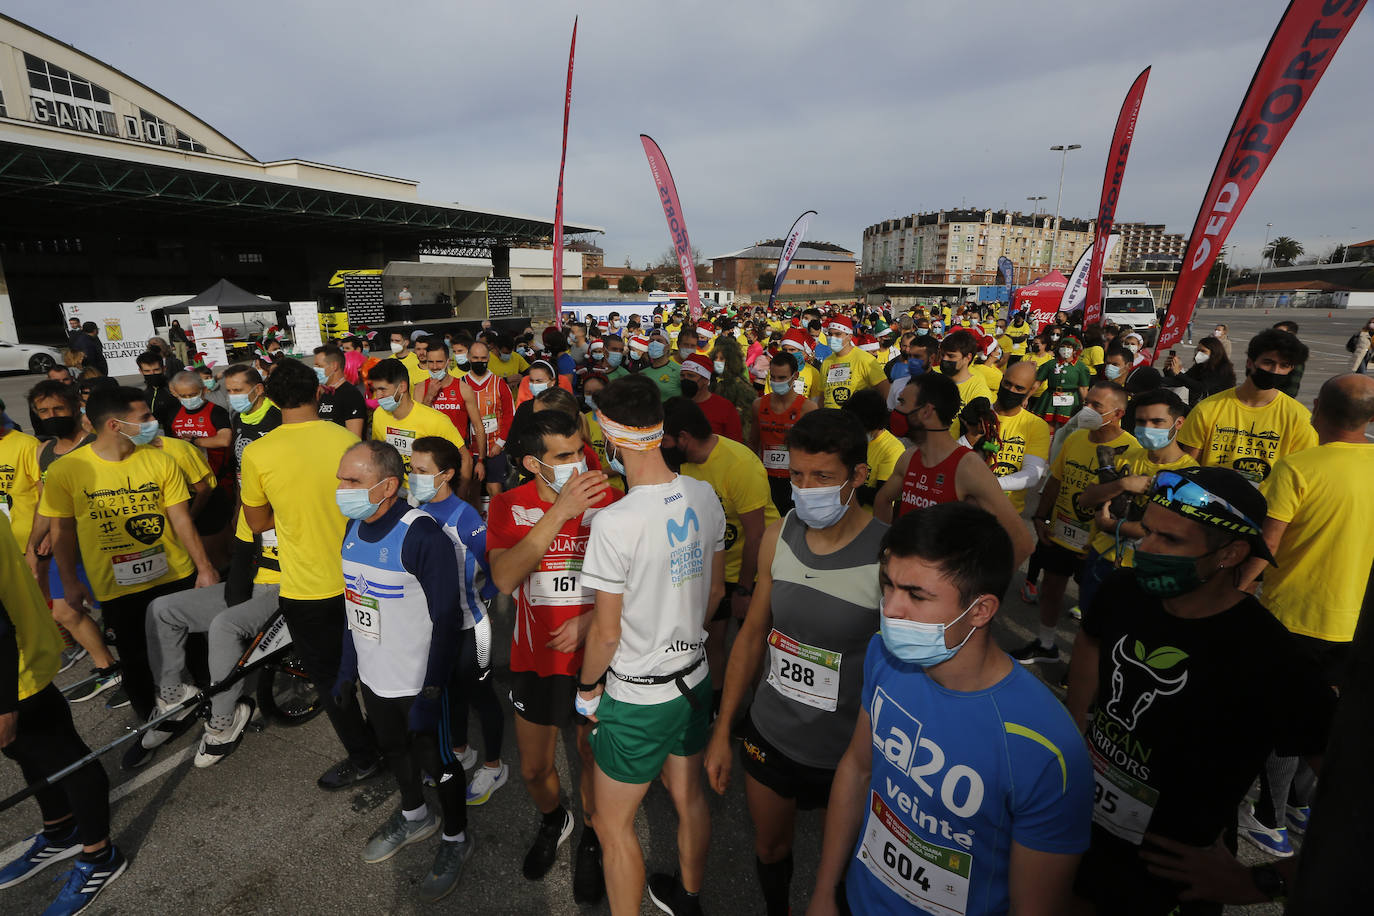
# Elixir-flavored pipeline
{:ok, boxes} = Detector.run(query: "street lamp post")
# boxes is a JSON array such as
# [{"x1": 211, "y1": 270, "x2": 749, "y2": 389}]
[
  {"x1": 1254, "y1": 222, "x2": 1273, "y2": 301},
  {"x1": 1026, "y1": 195, "x2": 1046, "y2": 217},
  {"x1": 1048, "y1": 144, "x2": 1081, "y2": 270}
]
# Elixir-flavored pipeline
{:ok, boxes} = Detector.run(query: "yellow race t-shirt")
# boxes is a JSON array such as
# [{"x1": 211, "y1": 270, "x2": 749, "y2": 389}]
[
  {"x1": 971, "y1": 362, "x2": 1004, "y2": 393},
  {"x1": 233, "y1": 508, "x2": 281, "y2": 586},
  {"x1": 866, "y1": 430, "x2": 907, "y2": 490},
  {"x1": 40, "y1": 445, "x2": 194, "y2": 601},
  {"x1": 1261, "y1": 442, "x2": 1374, "y2": 641},
  {"x1": 795, "y1": 363, "x2": 822, "y2": 400},
  {"x1": 820, "y1": 348, "x2": 886, "y2": 408},
  {"x1": 0, "y1": 513, "x2": 61, "y2": 700},
  {"x1": 991, "y1": 408, "x2": 1052, "y2": 514},
  {"x1": 954, "y1": 373, "x2": 994, "y2": 409},
  {"x1": 147, "y1": 436, "x2": 212, "y2": 489},
  {"x1": 1177, "y1": 389, "x2": 1317, "y2": 483},
  {"x1": 682, "y1": 436, "x2": 779, "y2": 584},
  {"x1": 1028, "y1": 352, "x2": 1054, "y2": 395},
  {"x1": 240, "y1": 420, "x2": 359, "y2": 601},
  {"x1": 398, "y1": 350, "x2": 430, "y2": 390},
  {"x1": 1081, "y1": 345, "x2": 1105, "y2": 374},
  {"x1": 1088, "y1": 446, "x2": 1197, "y2": 566},
  {"x1": 488, "y1": 351, "x2": 529, "y2": 380},
  {"x1": 1048, "y1": 428, "x2": 1138, "y2": 554},
  {"x1": 371, "y1": 402, "x2": 466, "y2": 485},
  {"x1": 0, "y1": 430, "x2": 41, "y2": 552}
]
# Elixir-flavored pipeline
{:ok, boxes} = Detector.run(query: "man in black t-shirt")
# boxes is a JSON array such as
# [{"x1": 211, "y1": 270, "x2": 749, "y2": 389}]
[
  {"x1": 1065, "y1": 466, "x2": 1334, "y2": 915},
  {"x1": 313, "y1": 345, "x2": 366, "y2": 438}
]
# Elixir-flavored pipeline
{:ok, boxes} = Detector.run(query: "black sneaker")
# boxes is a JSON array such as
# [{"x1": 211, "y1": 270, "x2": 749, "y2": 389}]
[
  {"x1": 1010, "y1": 639, "x2": 1060, "y2": 665},
  {"x1": 317, "y1": 756, "x2": 383, "y2": 791},
  {"x1": 522, "y1": 807, "x2": 573, "y2": 880},
  {"x1": 647, "y1": 872, "x2": 703, "y2": 916},
  {"x1": 121, "y1": 742, "x2": 155, "y2": 771},
  {"x1": 572, "y1": 827, "x2": 604, "y2": 904},
  {"x1": 104, "y1": 685, "x2": 131, "y2": 710}
]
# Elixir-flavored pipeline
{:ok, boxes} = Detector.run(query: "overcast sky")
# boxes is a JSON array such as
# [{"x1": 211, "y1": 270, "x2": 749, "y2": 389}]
[{"x1": 13, "y1": 0, "x2": 1371, "y2": 270}]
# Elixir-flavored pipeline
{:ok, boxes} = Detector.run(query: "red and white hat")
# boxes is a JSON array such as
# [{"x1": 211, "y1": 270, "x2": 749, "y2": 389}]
[
  {"x1": 628, "y1": 334, "x2": 650, "y2": 354},
  {"x1": 825, "y1": 315, "x2": 854, "y2": 336},
  {"x1": 589, "y1": 338, "x2": 606, "y2": 354},
  {"x1": 781, "y1": 328, "x2": 814, "y2": 356},
  {"x1": 856, "y1": 334, "x2": 880, "y2": 353},
  {"x1": 696, "y1": 320, "x2": 716, "y2": 340},
  {"x1": 682, "y1": 353, "x2": 714, "y2": 381}
]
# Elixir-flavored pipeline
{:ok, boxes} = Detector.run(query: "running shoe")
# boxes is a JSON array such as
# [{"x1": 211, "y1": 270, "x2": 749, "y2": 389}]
[
  {"x1": 0, "y1": 828, "x2": 81, "y2": 889},
  {"x1": 317, "y1": 756, "x2": 383, "y2": 791},
  {"x1": 456, "y1": 746, "x2": 479, "y2": 775},
  {"x1": 1287, "y1": 804, "x2": 1311, "y2": 835},
  {"x1": 419, "y1": 835, "x2": 474, "y2": 903},
  {"x1": 1010, "y1": 639, "x2": 1060, "y2": 665},
  {"x1": 572, "y1": 827, "x2": 605, "y2": 904},
  {"x1": 103, "y1": 686, "x2": 130, "y2": 710},
  {"x1": 361, "y1": 809, "x2": 438, "y2": 864},
  {"x1": 194, "y1": 700, "x2": 254, "y2": 768},
  {"x1": 465, "y1": 762, "x2": 508, "y2": 805},
  {"x1": 1019, "y1": 580, "x2": 1039, "y2": 604},
  {"x1": 141, "y1": 683, "x2": 200, "y2": 749},
  {"x1": 1067, "y1": 605, "x2": 1082, "y2": 621},
  {"x1": 522, "y1": 808, "x2": 574, "y2": 880},
  {"x1": 58, "y1": 646, "x2": 88, "y2": 674},
  {"x1": 647, "y1": 872, "x2": 703, "y2": 916},
  {"x1": 121, "y1": 742, "x2": 154, "y2": 771},
  {"x1": 40, "y1": 845, "x2": 127, "y2": 916},
  {"x1": 68, "y1": 668, "x2": 120, "y2": 704},
  {"x1": 1238, "y1": 803, "x2": 1295, "y2": 858}
]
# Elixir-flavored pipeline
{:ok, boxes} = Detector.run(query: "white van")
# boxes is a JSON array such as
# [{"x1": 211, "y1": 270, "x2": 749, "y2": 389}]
[{"x1": 1102, "y1": 285, "x2": 1158, "y2": 333}]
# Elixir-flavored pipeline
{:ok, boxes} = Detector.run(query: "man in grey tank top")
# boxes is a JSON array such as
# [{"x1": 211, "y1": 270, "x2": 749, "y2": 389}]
[{"x1": 704, "y1": 409, "x2": 886, "y2": 916}]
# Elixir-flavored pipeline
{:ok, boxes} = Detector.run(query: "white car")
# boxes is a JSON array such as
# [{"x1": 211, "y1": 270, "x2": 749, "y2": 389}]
[{"x1": 0, "y1": 339, "x2": 64, "y2": 373}]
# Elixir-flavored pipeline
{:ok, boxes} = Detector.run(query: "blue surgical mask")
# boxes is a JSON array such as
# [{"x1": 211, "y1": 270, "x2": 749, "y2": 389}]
[
  {"x1": 538, "y1": 457, "x2": 587, "y2": 493},
  {"x1": 118, "y1": 418, "x2": 160, "y2": 446},
  {"x1": 335, "y1": 480, "x2": 385, "y2": 519},
  {"x1": 679, "y1": 346, "x2": 694, "y2": 359},
  {"x1": 454, "y1": 352, "x2": 470, "y2": 366},
  {"x1": 378, "y1": 393, "x2": 400, "y2": 412},
  {"x1": 228, "y1": 393, "x2": 253, "y2": 413},
  {"x1": 203, "y1": 377, "x2": 218, "y2": 391},
  {"x1": 606, "y1": 442, "x2": 625, "y2": 476},
  {"x1": 827, "y1": 335, "x2": 844, "y2": 351},
  {"x1": 314, "y1": 366, "x2": 329, "y2": 384},
  {"x1": 607, "y1": 352, "x2": 624, "y2": 368},
  {"x1": 410, "y1": 473, "x2": 442, "y2": 504},
  {"x1": 429, "y1": 369, "x2": 447, "y2": 381},
  {"x1": 880, "y1": 597, "x2": 977, "y2": 666},
  {"x1": 528, "y1": 381, "x2": 549, "y2": 396},
  {"x1": 648, "y1": 341, "x2": 667, "y2": 360},
  {"x1": 1104, "y1": 363, "x2": 1123, "y2": 380},
  {"x1": 179, "y1": 396, "x2": 204, "y2": 411},
  {"x1": 1134, "y1": 424, "x2": 1175, "y2": 451},
  {"x1": 585, "y1": 395, "x2": 597, "y2": 411},
  {"x1": 791, "y1": 481, "x2": 851, "y2": 529},
  {"x1": 498, "y1": 351, "x2": 512, "y2": 362},
  {"x1": 769, "y1": 380, "x2": 792, "y2": 396}
]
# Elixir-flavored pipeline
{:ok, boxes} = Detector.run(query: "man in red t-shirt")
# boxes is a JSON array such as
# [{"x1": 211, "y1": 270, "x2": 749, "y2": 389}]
[
  {"x1": 680, "y1": 353, "x2": 743, "y2": 441},
  {"x1": 460, "y1": 340, "x2": 517, "y2": 500},
  {"x1": 487, "y1": 410, "x2": 618, "y2": 904},
  {"x1": 170, "y1": 370, "x2": 232, "y2": 479},
  {"x1": 419, "y1": 337, "x2": 480, "y2": 441}
]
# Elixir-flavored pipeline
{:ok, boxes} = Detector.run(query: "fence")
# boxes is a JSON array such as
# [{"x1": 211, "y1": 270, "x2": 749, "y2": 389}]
[{"x1": 1200, "y1": 291, "x2": 1340, "y2": 310}]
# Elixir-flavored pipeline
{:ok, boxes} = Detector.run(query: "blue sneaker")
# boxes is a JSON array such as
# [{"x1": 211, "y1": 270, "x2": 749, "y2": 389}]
[
  {"x1": 1238, "y1": 804, "x2": 1294, "y2": 858},
  {"x1": 1287, "y1": 804, "x2": 1311, "y2": 835},
  {"x1": 0, "y1": 830, "x2": 81, "y2": 889},
  {"x1": 41, "y1": 846, "x2": 127, "y2": 915}
]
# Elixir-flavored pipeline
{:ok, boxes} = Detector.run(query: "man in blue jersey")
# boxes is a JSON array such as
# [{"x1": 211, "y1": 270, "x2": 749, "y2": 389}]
[
  {"x1": 333, "y1": 440, "x2": 472, "y2": 903},
  {"x1": 809, "y1": 502, "x2": 1092, "y2": 916}
]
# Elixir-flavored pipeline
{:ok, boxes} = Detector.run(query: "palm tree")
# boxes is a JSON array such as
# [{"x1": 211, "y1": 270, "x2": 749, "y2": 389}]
[{"x1": 1263, "y1": 236, "x2": 1304, "y2": 267}]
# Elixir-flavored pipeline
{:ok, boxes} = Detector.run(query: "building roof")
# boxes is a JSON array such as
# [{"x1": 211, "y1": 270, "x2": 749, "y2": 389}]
[{"x1": 712, "y1": 245, "x2": 854, "y2": 262}]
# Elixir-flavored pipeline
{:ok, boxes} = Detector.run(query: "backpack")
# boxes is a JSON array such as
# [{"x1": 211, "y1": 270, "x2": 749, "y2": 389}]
[{"x1": 1347, "y1": 333, "x2": 1360, "y2": 354}]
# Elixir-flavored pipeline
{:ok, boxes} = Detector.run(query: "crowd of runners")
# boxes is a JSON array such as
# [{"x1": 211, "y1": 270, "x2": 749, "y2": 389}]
[{"x1": 0, "y1": 299, "x2": 1371, "y2": 915}]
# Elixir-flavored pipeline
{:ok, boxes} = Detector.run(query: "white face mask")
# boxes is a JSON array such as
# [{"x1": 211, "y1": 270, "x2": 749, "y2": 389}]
[
  {"x1": 790, "y1": 481, "x2": 852, "y2": 528},
  {"x1": 1194, "y1": 350, "x2": 1210, "y2": 365},
  {"x1": 1077, "y1": 405, "x2": 1105, "y2": 430},
  {"x1": 713, "y1": 359, "x2": 726, "y2": 375},
  {"x1": 389, "y1": 341, "x2": 404, "y2": 354},
  {"x1": 1057, "y1": 346, "x2": 1074, "y2": 360},
  {"x1": 538, "y1": 457, "x2": 587, "y2": 493}
]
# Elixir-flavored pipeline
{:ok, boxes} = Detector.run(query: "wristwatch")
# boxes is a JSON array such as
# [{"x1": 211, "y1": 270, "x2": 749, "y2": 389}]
[{"x1": 1250, "y1": 864, "x2": 1287, "y2": 902}]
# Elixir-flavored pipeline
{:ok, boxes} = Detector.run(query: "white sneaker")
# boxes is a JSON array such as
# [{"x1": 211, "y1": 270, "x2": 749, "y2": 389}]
[
  {"x1": 456, "y1": 746, "x2": 479, "y2": 774},
  {"x1": 141, "y1": 683, "x2": 199, "y2": 749},
  {"x1": 465, "y1": 762, "x2": 509, "y2": 806},
  {"x1": 194, "y1": 701, "x2": 253, "y2": 768}
]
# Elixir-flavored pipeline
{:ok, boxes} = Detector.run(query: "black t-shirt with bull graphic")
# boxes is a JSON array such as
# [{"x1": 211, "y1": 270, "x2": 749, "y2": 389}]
[{"x1": 1076, "y1": 570, "x2": 1333, "y2": 912}]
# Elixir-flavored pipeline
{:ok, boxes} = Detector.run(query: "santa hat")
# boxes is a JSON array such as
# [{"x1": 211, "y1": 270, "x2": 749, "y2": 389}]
[
  {"x1": 628, "y1": 335, "x2": 650, "y2": 354},
  {"x1": 682, "y1": 353, "x2": 714, "y2": 381},
  {"x1": 825, "y1": 315, "x2": 854, "y2": 336},
  {"x1": 589, "y1": 339, "x2": 606, "y2": 354},
  {"x1": 856, "y1": 334, "x2": 880, "y2": 353},
  {"x1": 695, "y1": 320, "x2": 716, "y2": 340},
  {"x1": 781, "y1": 328, "x2": 814, "y2": 356}
]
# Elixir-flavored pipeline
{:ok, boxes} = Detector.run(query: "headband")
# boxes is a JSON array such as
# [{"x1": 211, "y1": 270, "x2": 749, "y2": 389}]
[{"x1": 597, "y1": 412, "x2": 663, "y2": 451}]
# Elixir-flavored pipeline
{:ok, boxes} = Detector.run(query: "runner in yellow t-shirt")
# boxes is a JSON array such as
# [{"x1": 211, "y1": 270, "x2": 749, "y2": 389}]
[
  {"x1": 366, "y1": 357, "x2": 471, "y2": 490},
  {"x1": 0, "y1": 426, "x2": 41, "y2": 554},
  {"x1": 817, "y1": 316, "x2": 888, "y2": 408},
  {"x1": 986, "y1": 361, "x2": 1052, "y2": 514}
]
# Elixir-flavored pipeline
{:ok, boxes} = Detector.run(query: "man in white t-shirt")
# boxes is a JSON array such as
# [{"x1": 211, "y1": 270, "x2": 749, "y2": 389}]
[{"x1": 577, "y1": 374, "x2": 726, "y2": 916}]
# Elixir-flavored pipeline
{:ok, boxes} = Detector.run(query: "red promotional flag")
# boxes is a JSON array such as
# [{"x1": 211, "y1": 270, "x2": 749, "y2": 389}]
[
  {"x1": 1153, "y1": 0, "x2": 1366, "y2": 358},
  {"x1": 551, "y1": 18, "x2": 577, "y2": 323},
  {"x1": 640, "y1": 135, "x2": 702, "y2": 320},
  {"x1": 1085, "y1": 67, "x2": 1150, "y2": 328}
]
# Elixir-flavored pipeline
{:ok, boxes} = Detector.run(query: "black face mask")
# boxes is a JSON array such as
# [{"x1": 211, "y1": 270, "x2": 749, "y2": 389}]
[
  {"x1": 680, "y1": 378, "x2": 700, "y2": 398},
  {"x1": 143, "y1": 373, "x2": 167, "y2": 389},
  {"x1": 995, "y1": 386, "x2": 1025, "y2": 411},
  {"x1": 661, "y1": 445, "x2": 688, "y2": 469},
  {"x1": 40, "y1": 415, "x2": 77, "y2": 438},
  {"x1": 939, "y1": 359, "x2": 960, "y2": 376},
  {"x1": 1249, "y1": 366, "x2": 1283, "y2": 390},
  {"x1": 468, "y1": 361, "x2": 488, "y2": 376}
]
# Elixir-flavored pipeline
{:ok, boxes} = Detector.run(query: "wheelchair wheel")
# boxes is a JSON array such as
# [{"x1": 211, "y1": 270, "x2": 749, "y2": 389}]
[{"x1": 256, "y1": 654, "x2": 323, "y2": 726}]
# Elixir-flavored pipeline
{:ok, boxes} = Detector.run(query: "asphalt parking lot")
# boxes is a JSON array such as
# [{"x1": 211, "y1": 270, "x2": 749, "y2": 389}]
[{"x1": 1, "y1": 307, "x2": 1364, "y2": 914}]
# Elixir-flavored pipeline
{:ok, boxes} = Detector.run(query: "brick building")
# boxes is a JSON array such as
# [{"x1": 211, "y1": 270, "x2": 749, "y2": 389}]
[{"x1": 710, "y1": 245, "x2": 856, "y2": 297}]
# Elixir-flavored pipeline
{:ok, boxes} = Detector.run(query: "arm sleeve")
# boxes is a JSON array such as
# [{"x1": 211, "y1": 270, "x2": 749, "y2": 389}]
[
  {"x1": 1259, "y1": 458, "x2": 1301, "y2": 523},
  {"x1": 38, "y1": 461, "x2": 75, "y2": 517},
  {"x1": 160, "y1": 449, "x2": 191, "y2": 505},
  {"x1": 1008, "y1": 720, "x2": 1094, "y2": 854},
  {"x1": 484, "y1": 495, "x2": 516, "y2": 552},
  {"x1": 497, "y1": 383, "x2": 516, "y2": 440},
  {"x1": 403, "y1": 519, "x2": 462, "y2": 689},
  {"x1": 343, "y1": 385, "x2": 368, "y2": 421},
  {"x1": 1176, "y1": 401, "x2": 1209, "y2": 451},
  {"x1": 864, "y1": 357, "x2": 887, "y2": 388},
  {"x1": 453, "y1": 505, "x2": 497, "y2": 601},
  {"x1": 210, "y1": 405, "x2": 232, "y2": 431},
  {"x1": 580, "y1": 512, "x2": 628, "y2": 594},
  {"x1": 238, "y1": 442, "x2": 267, "y2": 508},
  {"x1": 735, "y1": 464, "x2": 769, "y2": 516},
  {"x1": 997, "y1": 455, "x2": 1048, "y2": 492},
  {"x1": 183, "y1": 442, "x2": 213, "y2": 485}
]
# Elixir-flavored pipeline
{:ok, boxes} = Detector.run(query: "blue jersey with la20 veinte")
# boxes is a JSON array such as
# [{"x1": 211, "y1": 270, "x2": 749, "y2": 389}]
[{"x1": 847, "y1": 636, "x2": 1092, "y2": 915}]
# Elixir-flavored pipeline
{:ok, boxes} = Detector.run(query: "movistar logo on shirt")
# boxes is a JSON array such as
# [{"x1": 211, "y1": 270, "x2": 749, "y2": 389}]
[{"x1": 666, "y1": 507, "x2": 700, "y2": 546}]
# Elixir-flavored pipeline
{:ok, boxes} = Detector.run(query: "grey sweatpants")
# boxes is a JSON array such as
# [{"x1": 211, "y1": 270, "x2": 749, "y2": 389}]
[{"x1": 146, "y1": 584, "x2": 280, "y2": 722}]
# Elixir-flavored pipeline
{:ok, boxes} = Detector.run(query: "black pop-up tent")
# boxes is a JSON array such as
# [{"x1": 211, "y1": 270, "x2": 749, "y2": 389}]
[
  {"x1": 176, "y1": 279, "x2": 287, "y2": 311},
  {"x1": 152, "y1": 280, "x2": 290, "y2": 347}
]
